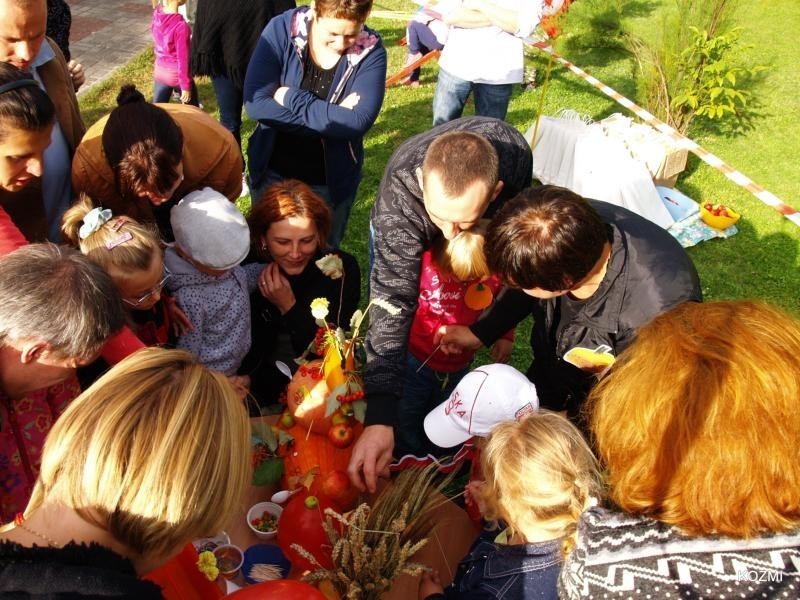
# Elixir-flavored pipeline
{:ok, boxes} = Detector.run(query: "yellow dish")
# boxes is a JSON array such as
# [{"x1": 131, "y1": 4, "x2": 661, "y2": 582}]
[{"x1": 701, "y1": 204, "x2": 740, "y2": 229}]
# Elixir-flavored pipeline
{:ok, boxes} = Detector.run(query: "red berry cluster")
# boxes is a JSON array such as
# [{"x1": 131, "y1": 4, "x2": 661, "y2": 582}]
[
  {"x1": 313, "y1": 326, "x2": 329, "y2": 355},
  {"x1": 336, "y1": 389, "x2": 364, "y2": 403},
  {"x1": 297, "y1": 363, "x2": 323, "y2": 380},
  {"x1": 252, "y1": 443, "x2": 269, "y2": 467}
]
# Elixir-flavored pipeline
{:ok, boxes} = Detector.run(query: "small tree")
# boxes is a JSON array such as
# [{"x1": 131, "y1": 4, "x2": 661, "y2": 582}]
[{"x1": 627, "y1": 0, "x2": 764, "y2": 135}]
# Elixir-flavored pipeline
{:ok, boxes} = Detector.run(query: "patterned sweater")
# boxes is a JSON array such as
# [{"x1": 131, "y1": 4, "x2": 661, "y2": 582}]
[{"x1": 558, "y1": 507, "x2": 800, "y2": 599}]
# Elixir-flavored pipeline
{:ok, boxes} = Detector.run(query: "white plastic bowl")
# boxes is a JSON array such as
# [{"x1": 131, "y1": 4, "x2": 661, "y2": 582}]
[{"x1": 246, "y1": 501, "x2": 283, "y2": 540}]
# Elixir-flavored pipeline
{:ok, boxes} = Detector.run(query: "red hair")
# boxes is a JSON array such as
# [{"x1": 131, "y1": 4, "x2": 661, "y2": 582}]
[
  {"x1": 588, "y1": 300, "x2": 800, "y2": 537},
  {"x1": 249, "y1": 179, "x2": 332, "y2": 257}
]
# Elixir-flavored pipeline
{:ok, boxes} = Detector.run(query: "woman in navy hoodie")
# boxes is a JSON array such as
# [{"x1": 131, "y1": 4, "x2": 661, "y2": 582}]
[{"x1": 244, "y1": 0, "x2": 386, "y2": 247}]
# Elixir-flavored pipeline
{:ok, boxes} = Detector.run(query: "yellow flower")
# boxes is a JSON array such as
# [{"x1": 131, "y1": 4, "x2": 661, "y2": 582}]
[
  {"x1": 197, "y1": 550, "x2": 219, "y2": 581},
  {"x1": 311, "y1": 297, "x2": 330, "y2": 320},
  {"x1": 315, "y1": 253, "x2": 344, "y2": 279}
]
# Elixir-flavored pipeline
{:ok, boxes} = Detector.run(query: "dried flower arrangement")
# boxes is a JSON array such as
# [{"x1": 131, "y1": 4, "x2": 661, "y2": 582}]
[{"x1": 292, "y1": 464, "x2": 455, "y2": 599}]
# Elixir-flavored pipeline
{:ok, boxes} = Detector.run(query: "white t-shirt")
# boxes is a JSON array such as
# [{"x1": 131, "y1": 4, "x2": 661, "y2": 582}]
[{"x1": 438, "y1": 0, "x2": 542, "y2": 84}]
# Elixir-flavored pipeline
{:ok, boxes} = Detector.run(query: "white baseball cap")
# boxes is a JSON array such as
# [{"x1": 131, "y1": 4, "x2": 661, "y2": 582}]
[{"x1": 423, "y1": 364, "x2": 539, "y2": 448}]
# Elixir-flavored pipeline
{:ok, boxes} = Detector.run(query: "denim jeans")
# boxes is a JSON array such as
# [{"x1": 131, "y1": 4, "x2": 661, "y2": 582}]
[
  {"x1": 153, "y1": 80, "x2": 199, "y2": 106},
  {"x1": 250, "y1": 169, "x2": 355, "y2": 248},
  {"x1": 211, "y1": 76, "x2": 243, "y2": 149},
  {"x1": 395, "y1": 353, "x2": 470, "y2": 456},
  {"x1": 432, "y1": 68, "x2": 514, "y2": 126}
]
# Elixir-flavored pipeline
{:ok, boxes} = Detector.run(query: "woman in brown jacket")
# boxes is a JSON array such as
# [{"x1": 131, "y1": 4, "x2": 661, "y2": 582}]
[{"x1": 71, "y1": 85, "x2": 242, "y2": 240}]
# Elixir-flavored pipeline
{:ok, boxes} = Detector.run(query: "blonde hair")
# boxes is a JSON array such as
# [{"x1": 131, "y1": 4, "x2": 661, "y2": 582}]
[
  {"x1": 432, "y1": 220, "x2": 491, "y2": 282},
  {"x1": 25, "y1": 348, "x2": 250, "y2": 558},
  {"x1": 62, "y1": 194, "x2": 163, "y2": 280},
  {"x1": 476, "y1": 411, "x2": 601, "y2": 556},
  {"x1": 588, "y1": 300, "x2": 800, "y2": 538}
]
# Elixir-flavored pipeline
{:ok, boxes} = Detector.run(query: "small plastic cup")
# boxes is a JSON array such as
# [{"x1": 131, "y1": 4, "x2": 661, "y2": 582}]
[
  {"x1": 213, "y1": 544, "x2": 244, "y2": 579},
  {"x1": 246, "y1": 501, "x2": 283, "y2": 540}
]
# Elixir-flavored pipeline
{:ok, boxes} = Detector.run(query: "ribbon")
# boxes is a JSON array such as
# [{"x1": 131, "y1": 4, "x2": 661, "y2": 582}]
[{"x1": 79, "y1": 207, "x2": 113, "y2": 239}]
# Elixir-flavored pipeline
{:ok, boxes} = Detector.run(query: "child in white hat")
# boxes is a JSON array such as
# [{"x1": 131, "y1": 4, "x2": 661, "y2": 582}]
[{"x1": 165, "y1": 187, "x2": 264, "y2": 386}]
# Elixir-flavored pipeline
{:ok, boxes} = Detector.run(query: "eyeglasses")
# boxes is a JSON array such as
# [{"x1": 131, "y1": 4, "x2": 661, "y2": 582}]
[{"x1": 122, "y1": 270, "x2": 171, "y2": 307}]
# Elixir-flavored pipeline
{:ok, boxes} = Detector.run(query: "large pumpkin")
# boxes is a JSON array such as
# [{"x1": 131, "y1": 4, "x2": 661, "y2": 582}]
[
  {"x1": 227, "y1": 580, "x2": 327, "y2": 599},
  {"x1": 277, "y1": 492, "x2": 338, "y2": 571},
  {"x1": 280, "y1": 420, "x2": 362, "y2": 509}
]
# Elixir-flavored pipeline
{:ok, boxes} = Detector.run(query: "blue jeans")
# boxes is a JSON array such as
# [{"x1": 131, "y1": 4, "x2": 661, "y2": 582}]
[
  {"x1": 211, "y1": 76, "x2": 243, "y2": 149},
  {"x1": 396, "y1": 353, "x2": 470, "y2": 456},
  {"x1": 153, "y1": 80, "x2": 199, "y2": 106},
  {"x1": 250, "y1": 169, "x2": 355, "y2": 248},
  {"x1": 432, "y1": 68, "x2": 514, "y2": 126}
]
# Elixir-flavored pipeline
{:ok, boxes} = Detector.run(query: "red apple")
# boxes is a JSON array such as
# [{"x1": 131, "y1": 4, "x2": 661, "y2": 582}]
[
  {"x1": 328, "y1": 423, "x2": 354, "y2": 448},
  {"x1": 321, "y1": 469, "x2": 355, "y2": 506}
]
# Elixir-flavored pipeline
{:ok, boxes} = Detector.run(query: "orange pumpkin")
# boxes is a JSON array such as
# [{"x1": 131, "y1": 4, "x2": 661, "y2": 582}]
[
  {"x1": 279, "y1": 420, "x2": 363, "y2": 509},
  {"x1": 287, "y1": 358, "x2": 363, "y2": 434},
  {"x1": 464, "y1": 281, "x2": 494, "y2": 310}
]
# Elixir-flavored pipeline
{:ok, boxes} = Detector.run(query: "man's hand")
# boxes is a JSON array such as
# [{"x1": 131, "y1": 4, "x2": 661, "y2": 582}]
[
  {"x1": 434, "y1": 324, "x2": 482, "y2": 355},
  {"x1": 347, "y1": 424, "x2": 394, "y2": 493},
  {"x1": 67, "y1": 60, "x2": 85, "y2": 91},
  {"x1": 419, "y1": 570, "x2": 444, "y2": 599}
]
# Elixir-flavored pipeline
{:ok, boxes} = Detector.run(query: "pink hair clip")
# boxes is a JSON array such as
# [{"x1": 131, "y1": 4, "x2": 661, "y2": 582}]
[{"x1": 105, "y1": 231, "x2": 133, "y2": 250}]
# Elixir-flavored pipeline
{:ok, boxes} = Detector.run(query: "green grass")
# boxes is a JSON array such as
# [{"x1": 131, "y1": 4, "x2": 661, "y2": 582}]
[{"x1": 77, "y1": 0, "x2": 800, "y2": 369}]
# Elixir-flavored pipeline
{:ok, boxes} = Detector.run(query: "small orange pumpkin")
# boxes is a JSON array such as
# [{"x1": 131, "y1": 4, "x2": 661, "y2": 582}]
[
  {"x1": 464, "y1": 281, "x2": 494, "y2": 310},
  {"x1": 287, "y1": 358, "x2": 363, "y2": 434}
]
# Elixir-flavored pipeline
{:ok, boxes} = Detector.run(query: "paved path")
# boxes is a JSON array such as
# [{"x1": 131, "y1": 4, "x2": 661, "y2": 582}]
[{"x1": 69, "y1": 0, "x2": 153, "y2": 95}]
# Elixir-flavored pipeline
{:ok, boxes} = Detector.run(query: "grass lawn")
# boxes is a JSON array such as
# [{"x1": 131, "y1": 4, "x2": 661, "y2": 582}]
[{"x1": 77, "y1": 0, "x2": 800, "y2": 368}]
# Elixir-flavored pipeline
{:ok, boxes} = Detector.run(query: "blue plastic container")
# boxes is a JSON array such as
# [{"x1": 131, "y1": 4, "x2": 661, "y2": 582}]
[{"x1": 242, "y1": 544, "x2": 291, "y2": 584}]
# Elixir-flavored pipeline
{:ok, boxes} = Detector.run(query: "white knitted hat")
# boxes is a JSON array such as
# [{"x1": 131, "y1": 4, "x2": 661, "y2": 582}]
[{"x1": 171, "y1": 187, "x2": 250, "y2": 270}]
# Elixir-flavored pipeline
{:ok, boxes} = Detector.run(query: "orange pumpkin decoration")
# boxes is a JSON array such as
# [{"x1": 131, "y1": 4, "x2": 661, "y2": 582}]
[
  {"x1": 464, "y1": 281, "x2": 494, "y2": 310},
  {"x1": 287, "y1": 357, "x2": 362, "y2": 434},
  {"x1": 279, "y1": 420, "x2": 363, "y2": 509}
]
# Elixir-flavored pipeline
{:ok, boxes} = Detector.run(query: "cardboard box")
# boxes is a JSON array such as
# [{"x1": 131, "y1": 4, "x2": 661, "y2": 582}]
[{"x1": 600, "y1": 114, "x2": 688, "y2": 188}]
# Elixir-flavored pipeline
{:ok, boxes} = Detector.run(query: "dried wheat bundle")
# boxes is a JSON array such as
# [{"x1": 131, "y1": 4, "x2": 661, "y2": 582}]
[{"x1": 292, "y1": 463, "x2": 456, "y2": 600}]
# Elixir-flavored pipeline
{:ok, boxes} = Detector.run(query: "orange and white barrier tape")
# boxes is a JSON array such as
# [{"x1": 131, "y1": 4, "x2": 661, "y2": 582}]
[{"x1": 527, "y1": 41, "x2": 800, "y2": 227}]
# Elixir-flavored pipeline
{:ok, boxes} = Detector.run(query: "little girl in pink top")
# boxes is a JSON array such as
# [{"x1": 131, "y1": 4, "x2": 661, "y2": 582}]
[
  {"x1": 397, "y1": 220, "x2": 514, "y2": 456},
  {"x1": 151, "y1": 0, "x2": 198, "y2": 106}
]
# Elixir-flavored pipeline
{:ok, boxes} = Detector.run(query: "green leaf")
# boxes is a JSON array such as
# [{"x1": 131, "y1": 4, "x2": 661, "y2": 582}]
[
  {"x1": 253, "y1": 457, "x2": 284, "y2": 486},
  {"x1": 726, "y1": 71, "x2": 736, "y2": 85},
  {"x1": 352, "y1": 400, "x2": 367, "y2": 423},
  {"x1": 325, "y1": 384, "x2": 348, "y2": 417}
]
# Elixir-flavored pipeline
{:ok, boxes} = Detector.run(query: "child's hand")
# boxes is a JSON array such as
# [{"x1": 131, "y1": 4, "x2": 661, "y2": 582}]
[
  {"x1": 67, "y1": 60, "x2": 85, "y2": 91},
  {"x1": 464, "y1": 480, "x2": 487, "y2": 516},
  {"x1": 434, "y1": 324, "x2": 481, "y2": 354},
  {"x1": 490, "y1": 339, "x2": 512, "y2": 363},
  {"x1": 418, "y1": 569, "x2": 444, "y2": 599},
  {"x1": 165, "y1": 297, "x2": 194, "y2": 337},
  {"x1": 180, "y1": 89, "x2": 191, "y2": 103},
  {"x1": 227, "y1": 375, "x2": 251, "y2": 400}
]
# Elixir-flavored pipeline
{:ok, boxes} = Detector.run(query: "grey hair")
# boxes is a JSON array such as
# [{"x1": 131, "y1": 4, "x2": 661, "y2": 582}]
[{"x1": 0, "y1": 243, "x2": 127, "y2": 359}]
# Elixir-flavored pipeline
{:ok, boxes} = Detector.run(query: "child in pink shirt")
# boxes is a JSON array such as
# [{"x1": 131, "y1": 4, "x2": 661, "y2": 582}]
[
  {"x1": 397, "y1": 221, "x2": 513, "y2": 456},
  {"x1": 151, "y1": 0, "x2": 198, "y2": 106}
]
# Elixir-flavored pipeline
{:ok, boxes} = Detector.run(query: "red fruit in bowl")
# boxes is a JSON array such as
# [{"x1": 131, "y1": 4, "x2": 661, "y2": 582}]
[{"x1": 328, "y1": 423, "x2": 354, "y2": 448}]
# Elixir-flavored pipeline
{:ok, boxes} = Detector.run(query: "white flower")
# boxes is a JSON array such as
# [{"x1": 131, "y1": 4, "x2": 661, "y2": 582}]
[
  {"x1": 315, "y1": 253, "x2": 344, "y2": 279},
  {"x1": 349, "y1": 309, "x2": 363, "y2": 330},
  {"x1": 310, "y1": 297, "x2": 330, "y2": 320}
]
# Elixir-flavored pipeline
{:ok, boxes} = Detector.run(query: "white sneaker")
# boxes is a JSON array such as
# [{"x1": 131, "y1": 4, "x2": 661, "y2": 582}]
[{"x1": 239, "y1": 174, "x2": 249, "y2": 198}]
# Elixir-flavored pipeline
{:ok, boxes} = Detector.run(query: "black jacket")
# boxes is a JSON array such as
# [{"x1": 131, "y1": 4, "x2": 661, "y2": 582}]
[
  {"x1": 364, "y1": 117, "x2": 533, "y2": 427},
  {"x1": 471, "y1": 200, "x2": 702, "y2": 421},
  {"x1": 0, "y1": 541, "x2": 163, "y2": 598}
]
